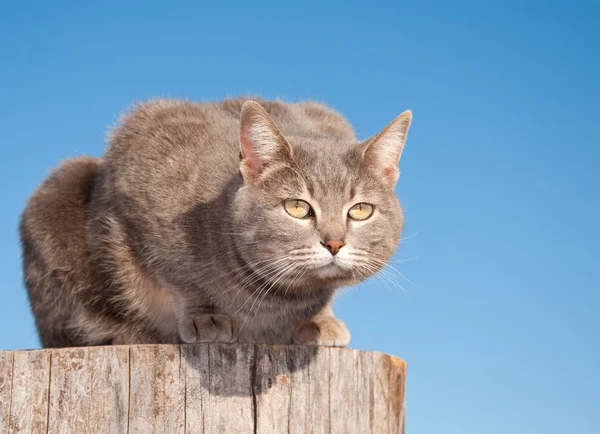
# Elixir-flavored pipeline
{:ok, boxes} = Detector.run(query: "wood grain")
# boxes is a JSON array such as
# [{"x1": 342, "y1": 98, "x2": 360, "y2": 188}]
[
  {"x1": 128, "y1": 345, "x2": 184, "y2": 434},
  {"x1": 287, "y1": 345, "x2": 330, "y2": 434},
  {"x1": 181, "y1": 343, "x2": 208, "y2": 434},
  {"x1": 87, "y1": 346, "x2": 129, "y2": 434},
  {"x1": 9, "y1": 350, "x2": 51, "y2": 434},
  {"x1": 47, "y1": 348, "x2": 90, "y2": 434},
  {"x1": 0, "y1": 344, "x2": 406, "y2": 434},
  {"x1": 0, "y1": 351, "x2": 13, "y2": 434},
  {"x1": 329, "y1": 348, "x2": 360, "y2": 434},
  {"x1": 202, "y1": 343, "x2": 254, "y2": 434},
  {"x1": 254, "y1": 345, "x2": 291, "y2": 433}
]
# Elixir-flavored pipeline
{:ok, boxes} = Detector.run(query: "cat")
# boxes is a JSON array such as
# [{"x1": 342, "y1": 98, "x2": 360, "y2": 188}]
[{"x1": 20, "y1": 97, "x2": 412, "y2": 348}]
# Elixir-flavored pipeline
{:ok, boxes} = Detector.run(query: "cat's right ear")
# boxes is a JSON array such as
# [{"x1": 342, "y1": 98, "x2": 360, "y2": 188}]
[
  {"x1": 239, "y1": 101, "x2": 293, "y2": 183},
  {"x1": 361, "y1": 109, "x2": 412, "y2": 186}
]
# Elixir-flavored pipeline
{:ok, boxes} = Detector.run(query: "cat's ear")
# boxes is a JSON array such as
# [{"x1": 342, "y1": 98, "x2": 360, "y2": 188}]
[
  {"x1": 240, "y1": 100, "x2": 293, "y2": 183},
  {"x1": 362, "y1": 110, "x2": 412, "y2": 185}
]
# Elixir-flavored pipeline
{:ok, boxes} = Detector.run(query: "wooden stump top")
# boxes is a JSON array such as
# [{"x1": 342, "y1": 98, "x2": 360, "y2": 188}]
[{"x1": 0, "y1": 344, "x2": 406, "y2": 434}]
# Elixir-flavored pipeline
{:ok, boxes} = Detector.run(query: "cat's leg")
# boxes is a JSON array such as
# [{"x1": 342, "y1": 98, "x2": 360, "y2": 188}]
[
  {"x1": 293, "y1": 303, "x2": 350, "y2": 347},
  {"x1": 174, "y1": 295, "x2": 235, "y2": 343},
  {"x1": 178, "y1": 313, "x2": 235, "y2": 343}
]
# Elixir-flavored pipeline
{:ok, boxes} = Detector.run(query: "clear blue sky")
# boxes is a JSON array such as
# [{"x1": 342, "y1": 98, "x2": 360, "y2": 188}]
[{"x1": 1, "y1": 1, "x2": 598, "y2": 433}]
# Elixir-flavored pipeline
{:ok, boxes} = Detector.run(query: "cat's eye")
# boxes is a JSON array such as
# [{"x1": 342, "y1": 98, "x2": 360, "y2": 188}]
[
  {"x1": 284, "y1": 199, "x2": 314, "y2": 219},
  {"x1": 348, "y1": 203, "x2": 374, "y2": 221}
]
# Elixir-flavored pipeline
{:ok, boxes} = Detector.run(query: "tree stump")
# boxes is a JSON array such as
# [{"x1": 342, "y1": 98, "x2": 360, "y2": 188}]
[{"x1": 0, "y1": 344, "x2": 406, "y2": 433}]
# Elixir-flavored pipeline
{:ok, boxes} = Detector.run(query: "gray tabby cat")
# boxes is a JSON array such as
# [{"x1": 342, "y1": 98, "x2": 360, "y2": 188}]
[{"x1": 20, "y1": 97, "x2": 412, "y2": 348}]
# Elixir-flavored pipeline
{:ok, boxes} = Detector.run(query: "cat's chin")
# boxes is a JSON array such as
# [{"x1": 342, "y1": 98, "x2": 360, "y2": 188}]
[{"x1": 314, "y1": 263, "x2": 349, "y2": 279}]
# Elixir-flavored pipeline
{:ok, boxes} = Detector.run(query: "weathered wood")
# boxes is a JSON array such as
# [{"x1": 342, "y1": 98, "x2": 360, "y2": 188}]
[
  {"x1": 355, "y1": 350, "x2": 375, "y2": 433},
  {"x1": 287, "y1": 345, "x2": 330, "y2": 434},
  {"x1": 372, "y1": 351, "x2": 408, "y2": 434},
  {"x1": 0, "y1": 344, "x2": 406, "y2": 434},
  {"x1": 329, "y1": 348, "x2": 359, "y2": 434},
  {"x1": 181, "y1": 344, "x2": 207, "y2": 434},
  {"x1": 47, "y1": 348, "x2": 90, "y2": 434},
  {"x1": 128, "y1": 345, "x2": 184, "y2": 434},
  {"x1": 255, "y1": 344, "x2": 291, "y2": 433},
  {"x1": 9, "y1": 350, "x2": 51, "y2": 434},
  {"x1": 0, "y1": 351, "x2": 13, "y2": 433},
  {"x1": 203, "y1": 343, "x2": 254, "y2": 433},
  {"x1": 87, "y1": 346, "x2": 130, "y2": 434}
]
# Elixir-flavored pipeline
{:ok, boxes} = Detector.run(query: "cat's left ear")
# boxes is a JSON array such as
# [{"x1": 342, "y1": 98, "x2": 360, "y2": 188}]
[
  {"x1": 362, "y1": 110, "x2": 412, "y2": 185},
  {"x1": 239, "y1": 100, "x2": 293, "y2": 184}
]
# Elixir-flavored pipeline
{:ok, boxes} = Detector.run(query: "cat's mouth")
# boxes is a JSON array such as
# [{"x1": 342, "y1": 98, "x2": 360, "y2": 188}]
[{"x1": 282, "y1": 248, "x2": 356, "y2": 281}]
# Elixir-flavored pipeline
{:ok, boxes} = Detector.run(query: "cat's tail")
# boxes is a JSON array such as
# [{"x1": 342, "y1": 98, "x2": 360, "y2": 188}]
[{"x1": 20, "y1": 156, "x2": 101, "y2": 347}]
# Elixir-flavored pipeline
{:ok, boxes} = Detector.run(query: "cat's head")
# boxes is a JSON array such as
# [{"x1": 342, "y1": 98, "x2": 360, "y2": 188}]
[{"x1": 232, "y1": 100, "x2": 412, "y2": 293}]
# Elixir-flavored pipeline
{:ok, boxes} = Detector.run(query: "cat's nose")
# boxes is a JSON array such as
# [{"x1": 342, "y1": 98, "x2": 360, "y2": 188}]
[{"x1": 321, "y1": 240, "x2": 345, "y2": 255}]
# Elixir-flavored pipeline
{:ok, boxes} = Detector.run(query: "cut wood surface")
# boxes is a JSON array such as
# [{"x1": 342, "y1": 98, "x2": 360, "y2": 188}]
[{"x1": 0, "y1": 344, "x2": 406, "y2": 434}]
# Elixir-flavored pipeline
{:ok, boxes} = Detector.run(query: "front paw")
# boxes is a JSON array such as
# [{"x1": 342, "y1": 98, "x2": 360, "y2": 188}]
[
  {"x1": 293, "y1": 316, "x2": 350, "y2": 347},
  {"x1": 178, "y1": 314, "x2": 235, "y2": 344}
]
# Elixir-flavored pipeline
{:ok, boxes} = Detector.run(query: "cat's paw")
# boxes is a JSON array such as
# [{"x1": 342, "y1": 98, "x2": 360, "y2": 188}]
[
  {"x1": 293, "y1": 316, "x2": 350, "y2": 347},
  {"x1": 178, "y1": 314, "x2": 235, "y2": 344}
]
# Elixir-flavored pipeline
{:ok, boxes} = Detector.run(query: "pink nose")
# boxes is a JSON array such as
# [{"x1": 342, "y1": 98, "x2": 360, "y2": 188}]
[{"x1": 322, "y1": 240, "x2": 345, "y2": 255}]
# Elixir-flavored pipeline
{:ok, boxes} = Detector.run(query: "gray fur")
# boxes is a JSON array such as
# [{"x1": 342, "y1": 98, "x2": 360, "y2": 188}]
[{"x1": 20, "y1": 97, "x2": 412, "y2": 347}]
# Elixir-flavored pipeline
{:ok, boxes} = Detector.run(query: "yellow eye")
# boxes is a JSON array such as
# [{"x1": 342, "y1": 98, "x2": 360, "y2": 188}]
[
  {"x1": 284, "y1": 199, "x2": 313, "y2": 219},
  {"x1": 348, "y1": 203, "x2": 374, "y2": 221}
]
